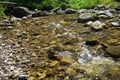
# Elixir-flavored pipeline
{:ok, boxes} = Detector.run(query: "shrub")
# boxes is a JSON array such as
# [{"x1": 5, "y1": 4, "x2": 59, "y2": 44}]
[
  {"x1": 0, "y1": 5, "x2": 5, "y2": 18},
  {"x1": 69, "y1": 0, "x2": 116, "y2": 9}
]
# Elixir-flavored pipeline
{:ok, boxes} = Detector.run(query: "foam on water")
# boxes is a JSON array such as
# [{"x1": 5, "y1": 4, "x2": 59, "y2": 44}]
[{"x1": 77, "y1": 42, "x2": 119, "y2": 65}]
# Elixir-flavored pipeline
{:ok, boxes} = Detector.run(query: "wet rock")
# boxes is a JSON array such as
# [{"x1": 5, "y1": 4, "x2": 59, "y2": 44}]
[
  {"x1": 51, "y1": 7, "x2": 61, "y2": 13},
  {"x1": 22, "y1": 16, "x2": 27, "y2": 20},
  {"x1": 8, "y1": 72, "x2": 19, "y2": 79},
  {"x1": 94, "y1": 5, "x2": 109, "y2": 10},
  {"x1": 58, "y1": 51, "x2": 73, "y2": 59},
  {"x1": 79, "y1": 27, "x2": 90, "y2": 34},
  {"x1": 109, "y1": 9, "x2": 116, "y2": 13},
  {"x1": 15, "y1": 32, "x2": 22, "y2": 37},
  {"x1": 26, "y1": 15, "x2": 32, "y2": 19},
  {"x1": 0, "y1": 34, "x2": 3, "y2": 39},
  {"x1": 13, "y1": 6, "x2": 32, "y2": 18},
  {"x1": 107, "y1": 39, "x2": 119, "y2": 45},
  {"x1": 78, "y1": 13, "x2": 98, "y2": 23},
  {"x1": 56, "y1": 10, "x2": 65, "y2": 15},
  {"x1": 98, "y1": 10, "x2": 113, "y2": 18},
  {"x1": 88, "y1": 9, "x2": 97, "y2": 13},
  {"x1": 99, "y1": 15, "x2": 109, "y2": 19},
  {"x1": 3, "y1": 19, "x2": 10, "y2": 24},
  {"x1": 86, "y1": 40, "x2": 99, "y2": 46},
  {"x1": 32, "y1": 11, "x2": 42, "y2": 17},
  {"x1": 111, "y1": 22, "x2": 120, "y2": 27},
  {"x1": 50, "y1": 61, "x2": 59, "y2": 67},
  {"x1": 65, "y1": 8, "x2": 76, "y2": 14},
  {"x1": 57, "y1": 51, "x2": 75, "y2": 65},
  {"x1": 86, "y1": 21, "x2": 93, "y2": 26},
  {"x1": 91, "y1": 20, "x2": 103, "y2": 30},
  {"x1": 18, "y1": 75, "x2": 29, "y2": 80},
  {"x1": 93, "y1": 76, "x2": 101, "y2": 80},
  {"x1": 106, "y1": 45, "x2": 120, "y2": 57},
  {"x1": 41, "y1": 11, "x2": 48, "y2": 16},
  {"x1": 60, "y1": 57, "x2": 75, "y2": 65},
  {"x1": 47, "y1": 48, "x2": 58, "y2": 60},
  {"x1": 77, "y1": 9, "x2": 88, "y2": 14},
  {"x1": 10, "y1": 16, "x2": 19, "y2": 24},
  {"x1": 105, "y1": 10, "x2": 113, "y2": 17}
]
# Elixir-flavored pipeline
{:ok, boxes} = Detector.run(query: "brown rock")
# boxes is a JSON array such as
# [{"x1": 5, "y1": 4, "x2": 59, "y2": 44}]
[
  {"x1": 60, "y1": 58, "x2": 75, "y2": 65},
  {"x1": 106, "y1": 45, "x2": 120, "y2": 57}
]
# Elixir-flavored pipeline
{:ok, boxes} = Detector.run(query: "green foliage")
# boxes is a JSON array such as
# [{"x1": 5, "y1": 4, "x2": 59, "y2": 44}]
[
  {"x1": 0, "y1": 0, "x2": 117, "y2": 10},
  {"x1": 0, "y1": 5, "x2": 5, "y2": 18},
  {"x1": 69, "y1": 0, "x2": 116, "y2": 9}
]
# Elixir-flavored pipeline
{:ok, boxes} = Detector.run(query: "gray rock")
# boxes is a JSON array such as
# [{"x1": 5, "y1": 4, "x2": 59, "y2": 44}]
[
  {"x1": 106, "y1": 45, "x2": 120, "y2": 57},
  {"x1": 98, "y1": 10, "x2": 113, "y2": 18},
  {"x1": 65, "y1": 8, "x2": 76, "y2": 14},
  {"x1": 109, "y1": 9, "x2": 116, "y2": 13},
  {"x1": 78, "y1": 13, "x2": 98, "y2": 23},
  {"x1": 86, "y1": 21, "x2": 93, "y2": 26},
  {"x1": 105, "y1": 10, "x2": 113, "y2": 17},
  {"x1": 77, "y1": 9, "x2": 88, "y2": 14},
  {"x1": 99, "y1": 15, "x2": 109, "y2": 19},
  {"x1": 51, "y1": 7, "x2": 61, "y2": 13},
  {"x1": 32, "y1": 11, "x2": 42, "y2": 17},
  {"x1": 111, "y1": 22, "x2": 120, "y2": 27},
  {"x1": 92, "y1": 20, "x2": 103, "y2": 30},
  {"x1": 41, "y1": 11, "x2": 48, "y2": 16},
  {"x1": 0, "y1": 34, "x2": 3, "y2": 39},
  {"x1": 18, "y1": 75, "x2": 29, "y2": 80},
  {"x1": 94, "y1": 5, "x2": 109, "y2": 10},
  {"x1": 3, "y1": 19, "x2": 10, "y2": 24},
  {"x1": 56, "y1": 9, "x2": 65, "y2": 15},
  {"x1": 88, "y1": 9, "x2": 97, "y2": 13},
  {"x1": 10, "y1": 16, "x2": 18, "y2": 23},
  {"x1": 98, "y1": 11, "x2": 105, "y2": 15},
  {"x1": 57, "y1": 51, "x2": 75, "y2": 64},
  {"x1": 13, "y1": 6, "x2": 32, "y2": 18}
]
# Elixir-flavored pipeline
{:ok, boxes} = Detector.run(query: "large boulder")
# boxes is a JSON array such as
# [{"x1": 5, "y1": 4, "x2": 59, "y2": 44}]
[
  {"x1": 13, "y1": 6, "x2": 32, "y2": 18},
  {"x1": 78, "y1": 13, "x2": 98, "y2": 23}
]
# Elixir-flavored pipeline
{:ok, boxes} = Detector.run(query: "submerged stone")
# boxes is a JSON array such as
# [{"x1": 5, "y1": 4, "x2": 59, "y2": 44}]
[{"x1": 106, "y1": 45, "x2": 120, "y2": 58}]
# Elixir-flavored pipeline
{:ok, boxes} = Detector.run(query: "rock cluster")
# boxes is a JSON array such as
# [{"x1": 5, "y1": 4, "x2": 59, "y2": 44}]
[{"x1": 0, "y1": 4, "x2": 120, "y2": 80}]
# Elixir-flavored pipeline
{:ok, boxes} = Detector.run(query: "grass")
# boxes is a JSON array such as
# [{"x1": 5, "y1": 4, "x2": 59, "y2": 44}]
[
  {"x1": 69, "y1": 0, "x2": 116, "y2": 9},
  {"x1": 0, "y1": 5, "x2": 5, "y2": 18}
]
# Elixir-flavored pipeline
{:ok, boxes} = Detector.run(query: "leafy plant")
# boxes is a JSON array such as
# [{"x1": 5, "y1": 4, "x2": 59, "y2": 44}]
[
  {"x1": 0, "y1": 5, "x2": 5, "y2": 18},
  {"x1": 0, "y1": 0, "x2": 117, "y2": 11},
  {"x1": 69, "y1": 0, "x2": 116, "y2": 9}
]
